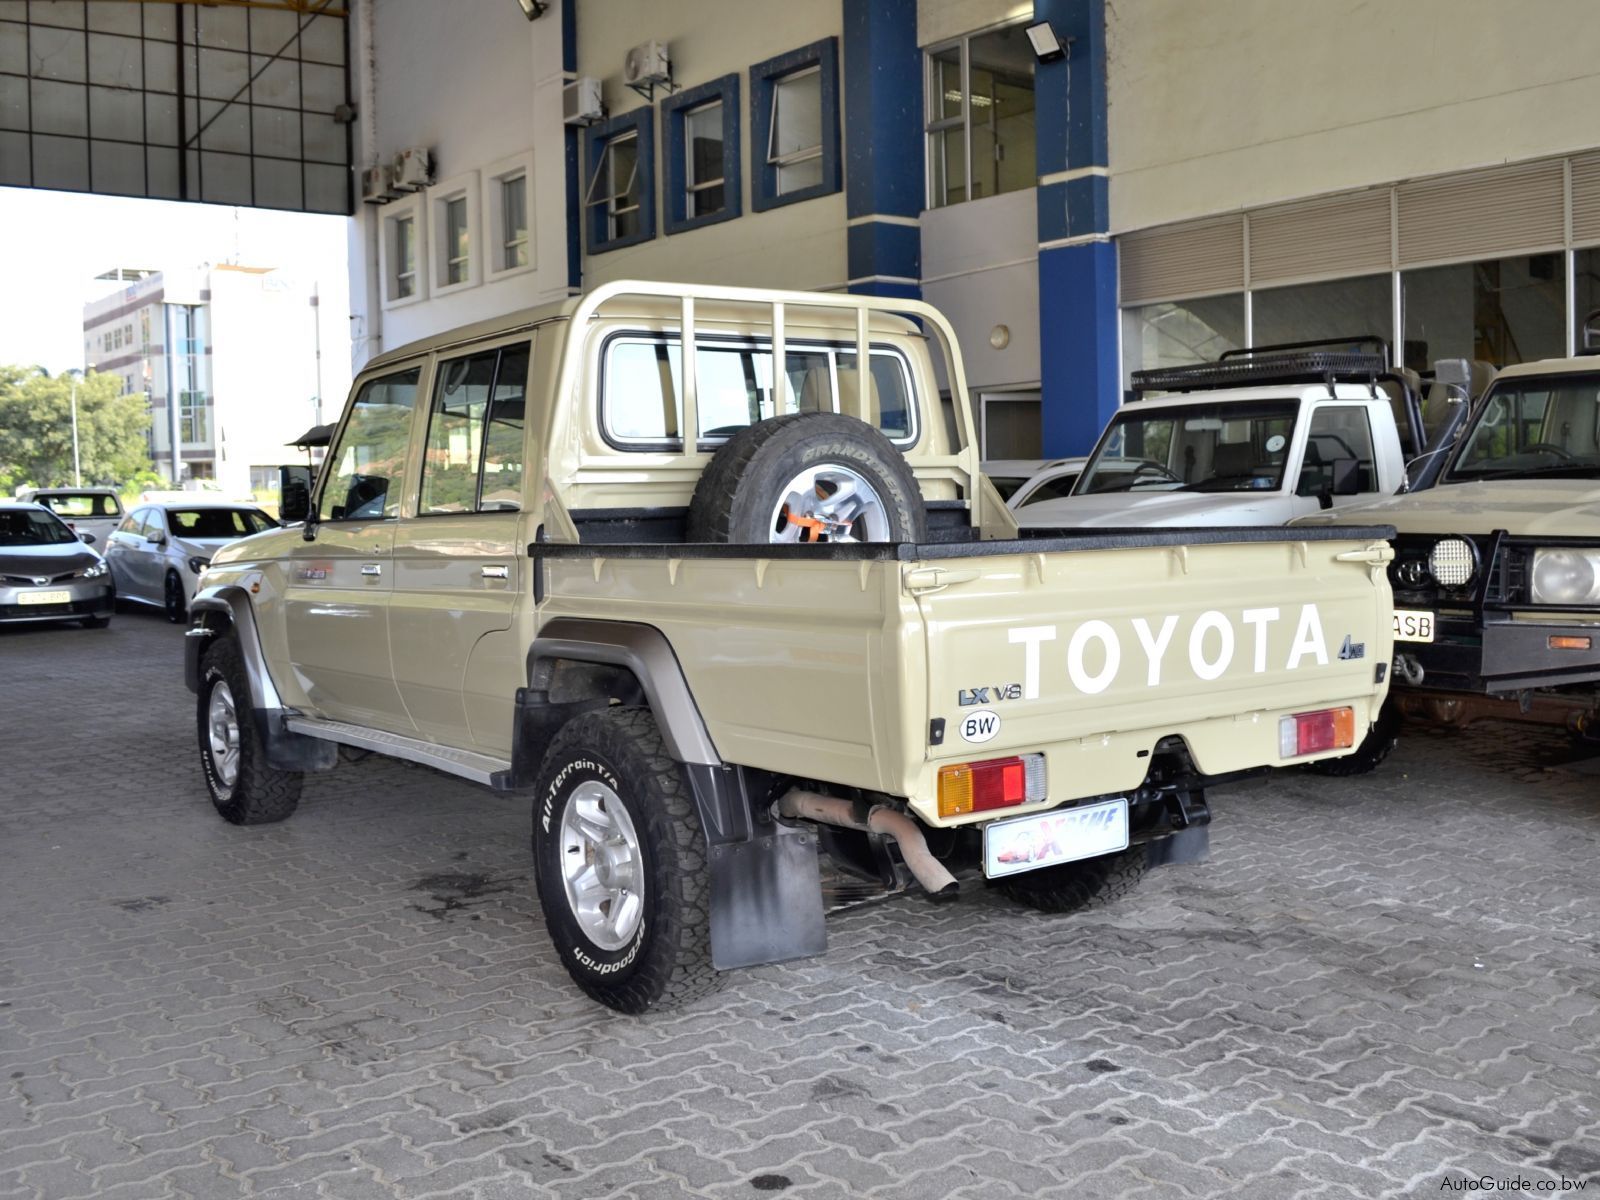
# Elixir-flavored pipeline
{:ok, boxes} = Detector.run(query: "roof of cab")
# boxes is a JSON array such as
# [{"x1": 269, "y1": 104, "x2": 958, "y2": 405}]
[{"x1": 1492, "y1": 355, "x2": 1600, "y2": 380}]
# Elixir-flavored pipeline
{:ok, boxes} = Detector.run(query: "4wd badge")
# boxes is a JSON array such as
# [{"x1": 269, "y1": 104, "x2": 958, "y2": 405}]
[{"x1": 959, "y1": 709, "x2": 1001, "y2": 744}]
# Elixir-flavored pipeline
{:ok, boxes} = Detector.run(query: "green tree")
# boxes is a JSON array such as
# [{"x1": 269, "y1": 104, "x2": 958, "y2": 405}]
[{"x1": 0, "y1": 366, "x2": 154, "y2": 493}]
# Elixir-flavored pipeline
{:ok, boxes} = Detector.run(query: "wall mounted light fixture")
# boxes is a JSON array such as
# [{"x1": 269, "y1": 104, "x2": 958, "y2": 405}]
[{"x1": 1024, "y1": 21, "x2": 1069, "y2": 63}]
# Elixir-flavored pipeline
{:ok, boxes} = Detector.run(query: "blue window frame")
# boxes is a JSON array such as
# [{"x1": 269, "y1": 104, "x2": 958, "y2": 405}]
[
  {"x1": 662, "y1": 74, "x2": 741, "y2": 235},
  {"x1": 584, "y1": 106, "x2": 655, "y2": 253},
  {"x1": 750, "y1": 38, "x2": 841, "y2": 213}
]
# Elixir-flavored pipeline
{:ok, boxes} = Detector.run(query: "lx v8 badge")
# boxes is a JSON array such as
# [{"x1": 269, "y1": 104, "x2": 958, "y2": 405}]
[{"x1": 959, "y1": 683, "x2": 1022, "y2": 706}]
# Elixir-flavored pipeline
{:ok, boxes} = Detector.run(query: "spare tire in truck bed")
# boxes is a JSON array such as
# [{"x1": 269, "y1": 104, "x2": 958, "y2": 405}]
[{"x1": 686, "y1": 411, "x2": 927, "y2": 544}]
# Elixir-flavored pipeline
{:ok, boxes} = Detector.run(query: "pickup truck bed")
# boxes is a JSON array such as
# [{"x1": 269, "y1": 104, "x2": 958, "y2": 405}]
[{"x1": 534, "y1": 524, "x2": 1397, "y2": 826}]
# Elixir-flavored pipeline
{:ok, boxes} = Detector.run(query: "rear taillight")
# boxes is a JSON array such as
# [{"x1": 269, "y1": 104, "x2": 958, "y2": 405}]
[
  {"x1": 1279, "y1": 707, "x2": 1356, "y2": 758},
  {"x1": 937, "y1": 753, "x2": 1046, "y2": 818}
]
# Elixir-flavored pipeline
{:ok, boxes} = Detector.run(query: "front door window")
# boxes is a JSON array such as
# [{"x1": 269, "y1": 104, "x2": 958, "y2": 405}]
[{"x1": 318, "y1": 368, "x2": 422, "y2": 522}]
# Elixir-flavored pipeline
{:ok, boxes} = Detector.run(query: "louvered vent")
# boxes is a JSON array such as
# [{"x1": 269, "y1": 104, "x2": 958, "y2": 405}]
[
  {"x1": 1118, "y1": 215, "x2": 1244, "y2": 306},
  {"x1": 1248, "y1": 189, "x2": 1392, "y2": 286},
  {"x1": 1397, "y1": 159, "x2": 1565, "y2": 266},
  {"x1": 1572, "y1": 152, "x2": 1600, "y2": 247}
]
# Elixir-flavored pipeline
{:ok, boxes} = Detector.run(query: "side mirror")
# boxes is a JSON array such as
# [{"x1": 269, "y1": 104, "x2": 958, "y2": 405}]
[
  {"x1": 279, "y1": 464, "x2": 314, "y2": 524},
  {"x1": 79, "y1": 532, "x2": 96, "y2": 544}
]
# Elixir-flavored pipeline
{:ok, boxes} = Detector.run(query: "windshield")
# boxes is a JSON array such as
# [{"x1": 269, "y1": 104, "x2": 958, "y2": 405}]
[
  {"x1": 1447, "y1": 375, "x2": 1600, "y2": 481},
  {"x1": 1076, "y1": 400, "x2": 1299, "y2": 495},
  {"x1": 34, "y1": 492, "x2": 120, "y2": 517},
  {"x1": 0, "y1": 509, "x2": 77, "y2": 546},
  {"x1": 168, "y1": 509, "x2": 274, "y2": 538}
]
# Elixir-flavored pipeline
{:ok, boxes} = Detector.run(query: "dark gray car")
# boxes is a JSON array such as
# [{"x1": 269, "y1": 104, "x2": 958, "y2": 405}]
[{"x1": 0, "y1": 503, "x2": 115, "y2": 629}]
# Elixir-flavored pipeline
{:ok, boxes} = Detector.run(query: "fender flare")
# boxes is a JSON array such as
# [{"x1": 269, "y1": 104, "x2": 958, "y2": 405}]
[
  {"x1": 184, "y1": 584, "x2": 336, "y2": 773},
  {"x1": 525, "y1": 617, "x2": 721, "y2": 767},
  {"x1": 185, "y1": 584, "x2": 284, "y2": 711}
]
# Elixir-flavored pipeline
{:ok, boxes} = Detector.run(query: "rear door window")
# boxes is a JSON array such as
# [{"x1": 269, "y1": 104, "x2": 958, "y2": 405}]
[{"x1": 419, "y1": 343, "x2": 529, "y2": 515}]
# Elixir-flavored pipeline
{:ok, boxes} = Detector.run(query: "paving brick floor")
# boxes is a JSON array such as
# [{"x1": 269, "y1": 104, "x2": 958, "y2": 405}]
[{"x1": 1, "y1": 612, "x2": 1597, "y2": 1199}]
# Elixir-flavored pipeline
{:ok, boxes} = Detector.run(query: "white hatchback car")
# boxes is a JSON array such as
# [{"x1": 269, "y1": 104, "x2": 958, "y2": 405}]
[{"x1": 104, "y1": 500, "x2": 276, "y2": 621}]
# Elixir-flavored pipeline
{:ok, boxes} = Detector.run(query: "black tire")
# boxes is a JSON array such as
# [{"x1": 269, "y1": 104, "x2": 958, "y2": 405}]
[
  {"x1": 994, "y1": 847, "x2": 1149, "y2": 914},
  {"x1": 197, "y1": 636, "x2": 302, "y2": 825},
  {"x1": 1303, "y1": 698, "x2": 1401, "y2": 777},
  {"x1": 532, "y1": 707, "x2": 720, "y2": 1014},
  {"x1": 164, "y1": 571, "x2": 187, "y2": 624},
  {"x1": 686, "y1": 411, "x2": 926, "y2": 544},
  {"x1": 79, "y1": 614, "x2": 111, "y2": 629}
]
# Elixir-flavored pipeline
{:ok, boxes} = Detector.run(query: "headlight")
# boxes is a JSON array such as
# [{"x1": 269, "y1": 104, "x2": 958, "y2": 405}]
[
  {"x1": 1531, "y1": 549, "x2": 1600, "y2": 605},
  {"x1": 1428, "y1": 537, "x2": 1477, "y2": 587},
  {"x1": 187, "y1": 556, "x2": 211, "y2": 575},
  {"x1": 76, "y1": 561, "x2": 108, "y2": 578}
]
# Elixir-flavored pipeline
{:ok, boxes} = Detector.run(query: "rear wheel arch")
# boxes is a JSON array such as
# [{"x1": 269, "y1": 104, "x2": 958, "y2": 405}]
[{"x1": 522, "y1": 618, "x2": 720, "y2": 768}]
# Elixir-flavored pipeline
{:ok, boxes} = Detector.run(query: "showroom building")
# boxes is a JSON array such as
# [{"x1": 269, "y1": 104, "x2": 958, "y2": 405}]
[{"x1": 332, "y1": 0, "x2": 1600, "y2": 457}]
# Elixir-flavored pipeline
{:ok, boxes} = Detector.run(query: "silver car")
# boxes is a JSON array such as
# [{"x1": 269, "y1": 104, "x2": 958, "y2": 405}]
[
  {"x1": 0, "y1": 502, "x2": 115, "y2": 629},
  {"x1": 104, "y1": 501, "x2": 276, "y2": 622},
  {"x1": 18, "y1": 487, "x2": 126, "y2": 550}
]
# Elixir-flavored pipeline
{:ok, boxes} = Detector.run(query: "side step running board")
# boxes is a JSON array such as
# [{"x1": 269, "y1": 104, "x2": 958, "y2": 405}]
[{"x1": 283, "y1": 716, "x2": 512, "y2": 788}]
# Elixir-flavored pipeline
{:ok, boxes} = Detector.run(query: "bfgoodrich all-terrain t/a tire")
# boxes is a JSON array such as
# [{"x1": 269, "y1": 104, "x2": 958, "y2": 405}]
[
  {"x1": 686, "y1": 411, "x2": 926, "y2": 544},
  {"x1": 993, "y1": 847, "x2": 1149, "y2": 914},
  {"x1": 532, "y1": 707, "x2": 720, "y2": 1014},
  {"x1": 197, "y1": 636, "x2": 302, "y2": 825}
]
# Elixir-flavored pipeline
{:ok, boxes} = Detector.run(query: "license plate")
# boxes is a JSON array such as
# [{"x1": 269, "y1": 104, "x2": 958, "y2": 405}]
[
  {"x1": 17, "y1": 589, "x2": 71, "y2": 606},
  {"x1": 1393, "y1": 609, "x2": 1435, "y2": 642},
  {"x1": 983, "y1": 798, "x2": 1130, "y2": 879}
]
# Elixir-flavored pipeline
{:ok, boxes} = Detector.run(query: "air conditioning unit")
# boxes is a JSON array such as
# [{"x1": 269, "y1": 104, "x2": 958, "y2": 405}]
[
  {"x1": 623, "y1": 40, "x2": 670, "y2": 88},
  {"x1": 391, "y1": 146, "x2": 433, "y2": 192},
  {"x1": 360, "y1": 164, "x2": 396, "y2": 204},
  {"x1": 563, "y1": 76, "x2": 604, "y2": 126}
]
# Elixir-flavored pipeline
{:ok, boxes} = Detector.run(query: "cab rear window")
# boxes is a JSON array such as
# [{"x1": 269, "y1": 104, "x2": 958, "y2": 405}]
[
  {"x1": 35, "y1": 493, "x2": 121, "y2": 517},
  {"x1": 601, "y1": 334, "x2": 916, "y2": 449}
]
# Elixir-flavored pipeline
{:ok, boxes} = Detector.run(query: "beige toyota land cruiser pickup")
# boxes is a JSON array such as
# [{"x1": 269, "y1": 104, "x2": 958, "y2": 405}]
[{"x1": 185, "y1": 281, "x2": 1396, "y2": 1013}]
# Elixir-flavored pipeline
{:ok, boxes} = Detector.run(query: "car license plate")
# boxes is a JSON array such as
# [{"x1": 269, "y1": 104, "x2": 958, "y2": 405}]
[
  {"x1": 983, "y1": 798, "x2": 1130, "y2": 879},
  {"x1": 1393, "y1": 609, "x2": 1435, "y2": 642},
  {"x1": 17, "y1": 589, "x2": 71, "y2": 606}
]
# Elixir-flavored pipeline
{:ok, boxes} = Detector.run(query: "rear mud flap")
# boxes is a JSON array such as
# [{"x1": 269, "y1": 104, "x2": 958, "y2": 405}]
[
  {"x1": 710, "y1": 823, "x2": 827, "y2": 970},
  {"x1": 1146, "y1": 823, "x2": 1209, "y2": 867}
]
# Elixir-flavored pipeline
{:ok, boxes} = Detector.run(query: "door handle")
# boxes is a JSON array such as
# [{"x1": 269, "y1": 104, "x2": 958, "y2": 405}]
[
  {"x1": 481, "y1": 565, "x2": 509, "y2": 580},
  {"x1": 361, "y1": 563, "x2": 382, "y2": 577}
]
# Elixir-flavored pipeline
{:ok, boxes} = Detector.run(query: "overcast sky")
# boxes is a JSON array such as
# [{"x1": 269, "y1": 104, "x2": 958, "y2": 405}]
[{"x1": 0, "y1": 186, "x2": 352, "y2": 378}]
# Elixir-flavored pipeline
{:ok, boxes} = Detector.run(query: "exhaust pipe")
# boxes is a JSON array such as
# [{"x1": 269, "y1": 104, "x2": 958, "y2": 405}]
[{"x1": 775, "y1": 789, "x2": 959, "y2": 897}]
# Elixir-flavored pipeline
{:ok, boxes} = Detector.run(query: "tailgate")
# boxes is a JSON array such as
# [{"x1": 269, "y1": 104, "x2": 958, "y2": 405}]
[{"x1": 904, "y1": 529, "x2": 1394, "y2": 818}]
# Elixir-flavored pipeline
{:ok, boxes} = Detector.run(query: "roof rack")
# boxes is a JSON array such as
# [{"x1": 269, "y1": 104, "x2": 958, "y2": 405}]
[{"x1": 1131, "y1": 335, "x2": 1392, "y2": 399}]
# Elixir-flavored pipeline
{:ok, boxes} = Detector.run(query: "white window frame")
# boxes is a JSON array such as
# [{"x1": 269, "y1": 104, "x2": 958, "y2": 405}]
[
  {"x1": 482, "y1": 151, "x2": 536, "y2": 281},
  {"x1": 586, "y1": 130, "x2": 643, "y2": 243},
  {"x1": 684, "y1": 99, "x2": 726, "y2": 219},
  {"x1": 924, "y1": 20, "x2": 1034, "y2": 210},
  {"x1": 767, "y1": 65, "x2": 823, "y2": 196},
  {"x1": 378, "y1": 193, "x2": 427, "y2": 309},
  {"x1": 428, "y1": 171, "x2": 481, "y2": 297}
]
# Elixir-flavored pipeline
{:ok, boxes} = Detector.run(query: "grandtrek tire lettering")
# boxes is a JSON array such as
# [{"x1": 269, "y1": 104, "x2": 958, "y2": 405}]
[{"x1": 1007, "y1": 604, "x2": 1330, "y2": 696}]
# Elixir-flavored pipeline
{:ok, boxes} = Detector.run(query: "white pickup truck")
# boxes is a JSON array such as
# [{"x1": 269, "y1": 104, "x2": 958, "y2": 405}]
[{"x1": 1018, "y1": 346, "x2": 1473, "y2": 530}]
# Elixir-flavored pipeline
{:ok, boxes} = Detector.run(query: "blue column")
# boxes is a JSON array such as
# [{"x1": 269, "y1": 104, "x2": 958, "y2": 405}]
[
  {"x1": 1034, "y1": 0, "x2": 1118, "y2": 455},
  {"x1": 842, "y1": 0, "x2": 921, "y2": 299}
]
